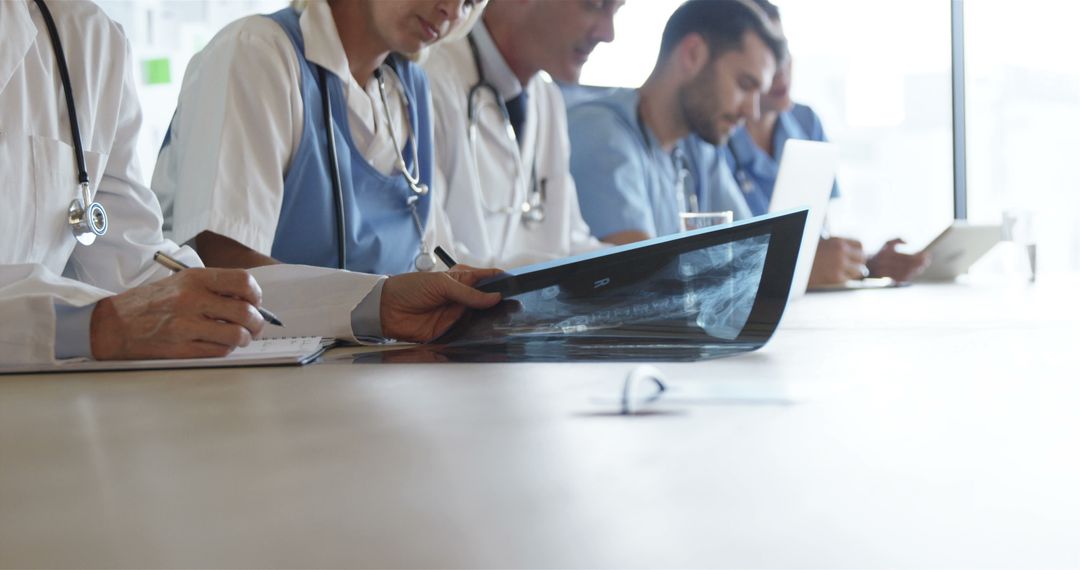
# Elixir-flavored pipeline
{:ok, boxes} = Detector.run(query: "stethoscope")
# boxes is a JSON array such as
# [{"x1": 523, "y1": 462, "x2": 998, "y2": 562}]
[
  {"x1": 464, "y1": 33, "x2": 546, "y2": 228},
  {"x1": 726, "y1": 139, "x2": 757, "y2": 196},
  {"x1": 34, "y1": 0, "x2": 109, "y2": 246},
  {"x1": 320, "y1": 62, "x2": 437, "y2": 272},
  {"x1": 635, "y1": 108, "x2": 698, "y2": 214}
]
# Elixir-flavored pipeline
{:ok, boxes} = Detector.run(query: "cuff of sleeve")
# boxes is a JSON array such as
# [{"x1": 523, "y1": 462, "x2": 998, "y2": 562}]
[
  {"x1": 54, "y1": 303, "x2": 96, "y2": 360},
  {"x1": 350, "y1": 278, "x2": 385, "y2": 340}
]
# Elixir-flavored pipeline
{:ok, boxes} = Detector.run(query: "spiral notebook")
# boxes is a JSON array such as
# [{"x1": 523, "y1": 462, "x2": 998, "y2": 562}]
[{"x1": 0, "y1": 336, "x2": 333, "y2": 375}]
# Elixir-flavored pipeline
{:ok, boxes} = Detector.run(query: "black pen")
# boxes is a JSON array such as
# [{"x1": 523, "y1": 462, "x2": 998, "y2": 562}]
[
  {"x1": 153, "y1": 251, "x2": 284, "y2": 327},
  {"x1": 434, "y1": 246, "x2": 457, "y2": 269}
]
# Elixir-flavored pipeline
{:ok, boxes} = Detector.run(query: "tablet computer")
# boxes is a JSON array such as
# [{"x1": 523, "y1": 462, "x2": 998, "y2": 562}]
[
  {"x1": 359, "y1": 209, "x2": 808, "y2": 363},
  {"x1": 916, "y1": 221, "x2": 1002, "y2": 282}
]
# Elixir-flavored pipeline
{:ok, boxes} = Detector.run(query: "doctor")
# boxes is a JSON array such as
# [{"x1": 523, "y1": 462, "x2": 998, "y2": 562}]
[
  {"x1": 0, "y1": 0, "x2": 500, "y2": 366},
  {"x1": 422, "y1": 0, "x2": 621, "y2": 268},
  {"x1": 726, "y1": 0, "x2": 930, "y2": 285},
  {"x1": 566, "y1": 0, "x2": 781, "y2": 245},
  {"x1": 153, "y1": 0, "x2": 480, "y2": 275}
]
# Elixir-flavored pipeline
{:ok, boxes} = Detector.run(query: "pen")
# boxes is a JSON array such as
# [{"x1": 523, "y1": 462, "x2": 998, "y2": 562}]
[
  {"x1": 153, "y1": 251, "x2": 284, "y2": 327},
  {"x1": 434, "y1": 246, "x2": 457, "y2": 269}
]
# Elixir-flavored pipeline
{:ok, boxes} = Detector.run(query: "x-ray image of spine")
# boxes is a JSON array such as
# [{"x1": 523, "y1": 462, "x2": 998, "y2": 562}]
[
  {"x1": 476, "y1": 234, "x2": 771, "y2": 342},
  {"x1": 690, "y1": 235, "x2": 769, "y2": 339}
]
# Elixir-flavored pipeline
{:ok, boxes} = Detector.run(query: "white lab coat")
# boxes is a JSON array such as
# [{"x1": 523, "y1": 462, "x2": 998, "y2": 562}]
[
  {"x1": 0, "y1": 0, "x2": 378, "y2": 365},
  {"x1": 424, "y1": 34, "x2": 604, "y2": 269}
]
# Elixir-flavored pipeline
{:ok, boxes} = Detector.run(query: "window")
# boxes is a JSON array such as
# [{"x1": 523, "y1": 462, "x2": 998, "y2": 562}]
[
  {"x1": 97, "y1": 0, "x2": 284, "y2": 180},
  {"x1": 965, "y1": 0, "x2": 1080, "y2": 271}
]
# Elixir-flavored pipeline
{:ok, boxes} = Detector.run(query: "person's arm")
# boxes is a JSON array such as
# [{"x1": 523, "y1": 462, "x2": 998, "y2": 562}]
[
  {"x1": 150, "y1": 17, "x2": 301, "y2": 262},
  {"x1": 603, "y1": 230, "x2": 653, "y2": 245},
  {"x1": 88, "y1": 269, "x2": 266, "y2": 360},
  {"x1": 246, "y1": 264, "x2": 501, "y2": 343},
  {"x1": 195, "y1": 231, "x2": 279, "y2": 269},
  {"x1": 56, "y1": 28, "x2": 267, "y2": 361},
  {"x1": 867, "y1": 239, "x2": 931, "y2": 282},
  {"x1": 567, "y1": 103, "x2": 657, "y2": 244},
  {"x1": 379, "y1": 268, "x2": 503, "y2": 341},
  {"x1": 807, "y1": 237, "x2": 867, "y2": 287},
  {"x1": 543, "y1": 83, "x2": 608, "y2": 254}
]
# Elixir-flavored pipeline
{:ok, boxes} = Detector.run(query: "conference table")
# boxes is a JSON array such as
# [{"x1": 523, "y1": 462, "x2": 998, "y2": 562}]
[{"x1": 2, "y1": 273, "x2": 1077, "y2": 568}]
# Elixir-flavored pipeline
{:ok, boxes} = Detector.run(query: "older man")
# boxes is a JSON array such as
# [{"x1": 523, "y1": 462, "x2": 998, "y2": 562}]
[{"x1": 424, "y1": 0, "x2": 624, "y2": 269}]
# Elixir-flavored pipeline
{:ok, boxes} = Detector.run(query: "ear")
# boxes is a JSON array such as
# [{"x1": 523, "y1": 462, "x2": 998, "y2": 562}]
[{"x1": 675, "y1": 33, "x2": 710, "y2": 79}]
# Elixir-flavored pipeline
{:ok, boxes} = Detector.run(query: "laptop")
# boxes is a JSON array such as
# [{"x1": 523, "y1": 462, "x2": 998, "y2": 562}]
[{"x1": 765, "y1": 139, "x2": 840, "y2": 298}]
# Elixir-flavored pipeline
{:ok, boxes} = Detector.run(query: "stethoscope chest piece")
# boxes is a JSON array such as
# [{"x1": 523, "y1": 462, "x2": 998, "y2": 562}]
[
  {"x1": 521, "y1": 201, "x2": 545, "y2": 228},
  {"x1": 68, "y1": 182, "x2": 107, "y2": 245},
  {"x1": 414, "y1": 250, "x2": 437, "y2": 272}
]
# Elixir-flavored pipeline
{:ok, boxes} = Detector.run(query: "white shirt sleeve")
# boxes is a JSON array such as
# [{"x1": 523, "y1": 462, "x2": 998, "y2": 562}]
[
  {"x1": 5, "y1": 27, "x2": 200, "y2": 365},
  {"x1": 67, "y1": 33, "x2": 201, "y2": 294},
  {"x1": 546, "y1": 83, "x2": 607, "y2": 256},
  {"x1": 151, "y1": 17, "x2": 303, "y2": 253}
]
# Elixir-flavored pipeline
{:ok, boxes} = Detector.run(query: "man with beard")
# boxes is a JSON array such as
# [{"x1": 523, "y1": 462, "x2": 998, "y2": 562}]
[{"x1": 566, "y1": 0, "x2": 785, "y2": 244}]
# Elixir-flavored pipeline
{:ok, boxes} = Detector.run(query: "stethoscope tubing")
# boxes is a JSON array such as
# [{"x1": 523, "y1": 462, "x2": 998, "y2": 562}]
[
  {"x1": 320, "y1": 60, "x2": 433, "y2": 272},
  {"x1": 727, "y1": 139, "x2": 758, "y2": 196},
  {"x1": 464, "y1": 33, "x2": 545, "y2": 227},
  {"x1": 320, "y1": 67, "x2": 348, "y2": 270},
  {"x1": 35, "y1": 0, "x2": 108, "y2": 244},
  {"x1": 33, "y1": 0, "x2": 88, "y2": 187}
]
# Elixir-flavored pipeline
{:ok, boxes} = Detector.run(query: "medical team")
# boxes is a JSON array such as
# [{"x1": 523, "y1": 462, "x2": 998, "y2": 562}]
[{"x1": 2, "y1": 0, "x2": 927, "y2": 365}]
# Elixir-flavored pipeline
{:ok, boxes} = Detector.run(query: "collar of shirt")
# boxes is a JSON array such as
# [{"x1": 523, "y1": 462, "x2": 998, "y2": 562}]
[
  {"x1": 299, "y1": 0, "x2": 352, "y2": 86},
  {"x1": 1, "y1": 0, "x2": 37, "y2": 96},
  {"x1": 297, "y1": 0, "x2": 406, "y2": 176},
  {"x1": 471, "y1": 20, "x2": 527, "y2": 101},
  {"x1": 729, "y1": 127, "x2": 771, "y2": 178},
  {"x1": 627, "y1": 88, "x2": 687, "y2": 167}
]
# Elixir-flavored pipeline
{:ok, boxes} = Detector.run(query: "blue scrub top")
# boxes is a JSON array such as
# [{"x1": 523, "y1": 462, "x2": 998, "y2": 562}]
[
  {"x1": 567, "y1": 88, "x2": 750, "y2": 239},
  {"x1": 723, "y1": 103, "x2": 840, "y2": 217},
  {"x1": 161, "y1": 8, "x2": 434, "y2": 276}
]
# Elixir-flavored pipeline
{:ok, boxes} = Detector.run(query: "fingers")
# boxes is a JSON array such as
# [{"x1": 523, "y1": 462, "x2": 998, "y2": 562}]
[
  {"x1": 193, "y1": 268, "x2": 264, "y2": 307},
  {"x1": 179, "y1": 340, "x2": 238, "y2": 359},
  {"x1": 201, "y1": 296, "x2": 266, "y2": 339},
  {"x1": 437, "y1": 273, "x2": 502, "y2": 309},
  {"x1": 841, "y1": 238, "x2": 866, "y2": 265},
  {"x1": 869, "y1": 248, "x2": 932, "y2": 281},
  {"x1": 816, "y1": 238, "x2": 865, "y2": 281},
  {"x1": 191, "y1": 318, "x2": 255, "y2": 349},
  {"x1": 841, "y1": 237, "x2": 864, "y2": 252},
  {"x1": 448, "y1": 267, "x2": 506, "y2": 287},
  {"x1": 843, "y1": 262, "x2": 867, "y2": 281}
]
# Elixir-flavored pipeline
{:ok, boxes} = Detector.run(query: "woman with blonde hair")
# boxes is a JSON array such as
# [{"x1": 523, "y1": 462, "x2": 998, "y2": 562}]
[{"x1": 153, "y1": 0, "x2": 483, "y2": 276}]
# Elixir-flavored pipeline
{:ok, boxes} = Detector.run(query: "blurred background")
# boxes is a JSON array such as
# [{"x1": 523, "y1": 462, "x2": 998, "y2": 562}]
[{"x1": 98, "y1": 0, "x2": 1080, "y2": 273}]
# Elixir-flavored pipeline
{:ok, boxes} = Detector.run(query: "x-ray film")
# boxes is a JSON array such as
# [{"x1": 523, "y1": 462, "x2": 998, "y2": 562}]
[{"x1": 358, "y1": 209, "x2": 807, "y2": 363}]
